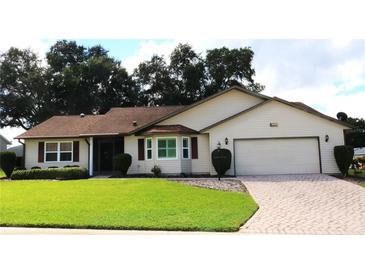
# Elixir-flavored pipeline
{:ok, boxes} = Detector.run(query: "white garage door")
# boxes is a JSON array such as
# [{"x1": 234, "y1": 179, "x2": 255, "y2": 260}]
[{"x1": 234, "y1": 138, "x2": 321, "y2": 175}]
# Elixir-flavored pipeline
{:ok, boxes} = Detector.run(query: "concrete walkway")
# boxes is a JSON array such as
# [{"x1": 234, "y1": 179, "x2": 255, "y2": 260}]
[{"x1": 239, "y1": 174, "x2": 365, "y2": 234}]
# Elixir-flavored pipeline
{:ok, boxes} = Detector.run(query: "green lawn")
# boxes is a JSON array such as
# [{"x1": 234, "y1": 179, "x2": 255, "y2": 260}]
[
  {"x1": 0, "y1": 169, "x2": 5, "y2": 178},
  {"x1": 0, "y1": 179, "x2": 258, "y2": 232}
]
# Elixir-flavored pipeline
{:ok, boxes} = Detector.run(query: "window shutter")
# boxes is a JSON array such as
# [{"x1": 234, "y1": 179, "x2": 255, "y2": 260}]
[
  {"x1": 73, "y1": 141, "x2": 79, "y2": 162},
  {"x1": 38, "y1": 142, "x2": 44, "y2": 162},
  {"x1": 138, "y1": 139, "x2": 145, "y2": 160},
  {"x1": 191, "y1": 137, "x2": 198, "y2": 159}
]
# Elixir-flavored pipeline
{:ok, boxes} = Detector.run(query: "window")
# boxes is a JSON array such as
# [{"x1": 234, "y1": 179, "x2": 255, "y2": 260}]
[
  {"x1": 45, "y1": 142, "x2": 58, "y2": 162},
  {"x1": 145, "y1": 138, "x2": 152, "y2": 160},
  {"x1": 60, "y1": 142, "x2": 72, "y2": 161},
  {"x1": 45, "y1": 141, "x2": 73, "y2": 162},
  {"x1": 182, "y1": 137, "x2": 190, "y2": 159},
  {"x1": 157, "y1": 138, "x2": 177, "y2": 159}
]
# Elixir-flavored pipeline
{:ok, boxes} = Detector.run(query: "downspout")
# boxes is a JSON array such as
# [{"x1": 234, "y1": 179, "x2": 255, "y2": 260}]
[
  {"x1": 18, "y1": 139, "x2": 26, "y2": 169},
  {"x1": 85, "y1": 138, "x2": 90, "y2": 176}
]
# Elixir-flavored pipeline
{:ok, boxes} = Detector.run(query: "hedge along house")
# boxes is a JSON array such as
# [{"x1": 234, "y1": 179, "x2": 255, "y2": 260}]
[{"x1": 15, "y1": 86, "x2": 351, "y2": 177}]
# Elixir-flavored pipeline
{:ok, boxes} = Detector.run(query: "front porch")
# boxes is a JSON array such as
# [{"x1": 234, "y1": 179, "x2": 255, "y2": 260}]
[{"x1": 88, "y1": 136, "x2": 124, "y2": 176}]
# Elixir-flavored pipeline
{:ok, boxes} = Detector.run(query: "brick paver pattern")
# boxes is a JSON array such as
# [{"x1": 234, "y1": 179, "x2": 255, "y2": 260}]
[{"x1": 239, "y1": 174, "x2": 365, "y2": 234}]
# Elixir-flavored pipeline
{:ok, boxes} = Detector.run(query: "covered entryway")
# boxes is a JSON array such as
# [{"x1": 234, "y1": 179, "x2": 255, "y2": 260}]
[
  {"x1": 234, "y1": 137, "x2": 321, "y2": 175},
  {"x1": 92, "y1": 136, "x2": 124, "y2": 174}
]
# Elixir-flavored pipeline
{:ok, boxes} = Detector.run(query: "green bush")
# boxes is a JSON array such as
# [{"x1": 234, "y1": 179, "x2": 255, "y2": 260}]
[
  {"x1": 151, "y1": 165, "x2": 161, "y2": 177},
  {"x1": 64, "y1": 165, "x2": 80, "y2": 168},
  {"x1": 113, "y1": 153, "x2": 132, "y2": 176},
  {"x1": 0, "y1": 151, "x2": 17, "y2": 178},
  {"x1": 334, "y1": 145, "x2": 354, "y2": 177},
  {"x1": 211, "y1": 148, "x2": 232, "y2": 180},
  {"x1": 11, "y1": 167, "x2": 88, "y2": 180}
]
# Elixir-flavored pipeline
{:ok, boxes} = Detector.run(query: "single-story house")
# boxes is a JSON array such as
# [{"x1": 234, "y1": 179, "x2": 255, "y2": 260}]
[
  {"x1": 15, "y1": 86, "x2": 351, "y2": 176},
  {"x1": 0, "y1": 133, "x2": 11, "y2": 152}
]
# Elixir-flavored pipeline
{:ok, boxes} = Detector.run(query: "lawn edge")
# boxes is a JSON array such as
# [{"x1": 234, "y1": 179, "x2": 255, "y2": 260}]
[{"x1": 0, "y1": 223, "x2": 238, "y2": 233}]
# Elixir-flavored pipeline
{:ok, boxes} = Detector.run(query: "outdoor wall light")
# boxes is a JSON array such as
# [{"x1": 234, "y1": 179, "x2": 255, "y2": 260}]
[
  {"x1": 225, "y1": 137, "x2": 229, "y2": 145},
  {"x1": 325, "y1": 134, "x2": 329, "y2": 142}
]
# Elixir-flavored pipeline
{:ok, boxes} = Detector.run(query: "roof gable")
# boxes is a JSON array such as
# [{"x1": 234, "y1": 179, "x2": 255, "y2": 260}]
[
  {"x1": 134, "y1": 86, "x2": 269, "y2": 132},
  {"x1": 201, "y1": 97, "x2": 351, "y2": 132}
]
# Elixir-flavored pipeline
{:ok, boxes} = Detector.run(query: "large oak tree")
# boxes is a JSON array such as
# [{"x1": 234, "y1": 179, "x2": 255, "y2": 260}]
[{"x1": 1, "y1": 41, "x2": 264, "y2": 129}]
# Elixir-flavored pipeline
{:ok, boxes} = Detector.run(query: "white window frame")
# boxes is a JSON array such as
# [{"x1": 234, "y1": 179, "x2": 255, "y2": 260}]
[
  {"x1": 44, "y1": 141, "x2": 73, "y2": 163},
  {"x1": 145, "y1": 137, "x2": 153, "y2": 160},
  {"x1": 182, "y1": 136, "x2": 190, "y2": 159},
  {"x1": 156, "y1": 137, "x2": 178, "y2": 160}
]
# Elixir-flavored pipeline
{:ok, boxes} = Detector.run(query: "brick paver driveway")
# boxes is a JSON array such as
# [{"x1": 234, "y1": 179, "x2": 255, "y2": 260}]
[{"x1": 239, "y1": 174, "x2": 365, "y2": 234}]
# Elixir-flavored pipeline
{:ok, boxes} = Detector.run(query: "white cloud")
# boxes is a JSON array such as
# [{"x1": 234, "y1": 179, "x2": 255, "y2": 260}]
[
  {"x1": 0, "y1": 39, "x2": 53, "y2": 59},
  {"x1": 123, "y1": 40, "x2": 178, "y2": 73}
]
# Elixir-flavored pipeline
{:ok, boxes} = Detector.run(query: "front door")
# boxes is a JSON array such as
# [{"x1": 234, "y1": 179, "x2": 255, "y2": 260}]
[{"x1": 100, "y1": 142, "x2": 114, "y2": 172}]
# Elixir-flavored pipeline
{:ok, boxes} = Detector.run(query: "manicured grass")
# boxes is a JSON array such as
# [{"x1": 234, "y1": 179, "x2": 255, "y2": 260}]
[
  {"x1": 0, "y1": 179, "x2": 258, "y2": 232},
  {"x1": 0, "y1": 169, "x2": 5, "y2": 178}
]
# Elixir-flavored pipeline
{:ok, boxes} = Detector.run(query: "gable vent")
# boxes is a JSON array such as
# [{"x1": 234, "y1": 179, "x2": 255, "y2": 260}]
[{"x1": 133, "y1": 121, "x2": 137, "y2": 126}]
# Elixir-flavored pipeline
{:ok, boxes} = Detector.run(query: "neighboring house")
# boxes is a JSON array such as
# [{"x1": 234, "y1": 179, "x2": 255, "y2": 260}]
[
  {"x1": 7, "y1": 144, "x2": 23, "y2": 157},
  {"x1": 15, "y1": 86, "x2": 351, "y2": 176},
  {"x1": 0, "y1": 134, "x2": 11, "y2": 152}
]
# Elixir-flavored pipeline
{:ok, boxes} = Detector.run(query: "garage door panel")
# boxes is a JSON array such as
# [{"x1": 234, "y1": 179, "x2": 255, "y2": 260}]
[{"x1": 235, "y1": 138, "x2": 320, "y2": 175}]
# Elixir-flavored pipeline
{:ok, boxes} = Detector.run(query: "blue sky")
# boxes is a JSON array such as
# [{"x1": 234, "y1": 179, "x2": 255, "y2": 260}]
[
  {"x1": 74, "y1": 39, "x2": 173, "y2": 61},
  {"x1": 1, "y1": 39, "x2": 365, "y2": 144}
]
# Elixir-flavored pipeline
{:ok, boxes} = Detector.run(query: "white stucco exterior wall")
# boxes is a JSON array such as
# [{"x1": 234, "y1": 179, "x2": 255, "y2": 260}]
[
  {"x1": 205, "y1": 100, "x2": 348, "y2": 175},
  {"x1": 24, "y1": 138, "x2": 89, "y2": 170}
]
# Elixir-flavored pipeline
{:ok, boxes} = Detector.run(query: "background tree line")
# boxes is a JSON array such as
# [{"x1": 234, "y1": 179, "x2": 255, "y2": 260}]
[{"x1": 0, "y1": 40, "x2": 264, "y2": 130}]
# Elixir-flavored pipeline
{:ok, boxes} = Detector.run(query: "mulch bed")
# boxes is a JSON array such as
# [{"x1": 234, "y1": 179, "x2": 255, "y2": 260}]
[{"x1": 171, "y1": 178, "x2": 248, "y2": 193}]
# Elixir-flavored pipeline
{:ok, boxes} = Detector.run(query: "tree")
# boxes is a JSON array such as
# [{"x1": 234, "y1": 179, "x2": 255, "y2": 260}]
[
  {"x1": 347, "y1": 117, "x2": 365, "y2": 131},
  {"x1": 133, "y1": 55, "x2": 177, "y2": 106},
  {"x1": 205, "y1": 47, "x2": 264, "y2": 96},
  {"x1": 133, "y1": 43, "x2": 264, "y2": 106},
  {"x1": 46, "y1": 41, "x2": 137, "y2": 115},
  {"x1": 1, "y1": 41, "x2": 264, "y2": 128},
  {"x1": 345, "y1": 116, "x2": 365, "y2": 148},
  {"x1": 169, "y1": 44, "x2": 206, "y2": 104},
  {"x1": 0, "y1": 48, "x2": 50, "y2": 129}
]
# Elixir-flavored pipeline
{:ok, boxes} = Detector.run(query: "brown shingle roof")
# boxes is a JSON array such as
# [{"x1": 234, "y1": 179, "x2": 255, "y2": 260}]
[
  {"x1": 16, "y1": 106, "x2": 185, "y2": 139},
  {"x1": 138, "y1": 125, "x2": 199, "y2": 136}
]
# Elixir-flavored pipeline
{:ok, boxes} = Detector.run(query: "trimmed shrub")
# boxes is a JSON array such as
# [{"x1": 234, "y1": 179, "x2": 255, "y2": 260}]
[
  {"x1": 31, "y1": 166, "x2": 41, "y2": 169},
  {"x1": 113, "y1": 153, "x2": 132, "y2": 176},
  {"x1": 334, "y1": 145, "x2": 354, "y2": 177},
  {"x1": 0, "y1": 151, "x2": 17, "y2": 178},
  {"x1": 151, "y1": 165, "x2": 161, "y2": 177},
  {"x1": 11, "y1": 167, "x2": 88, "y2": 180},
  {"x1": 211, "y1": 148, "x2": 232, "y2": 180},
  {"x1": 64, "y1": 165, "x2": 80, "y2": 168}
]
